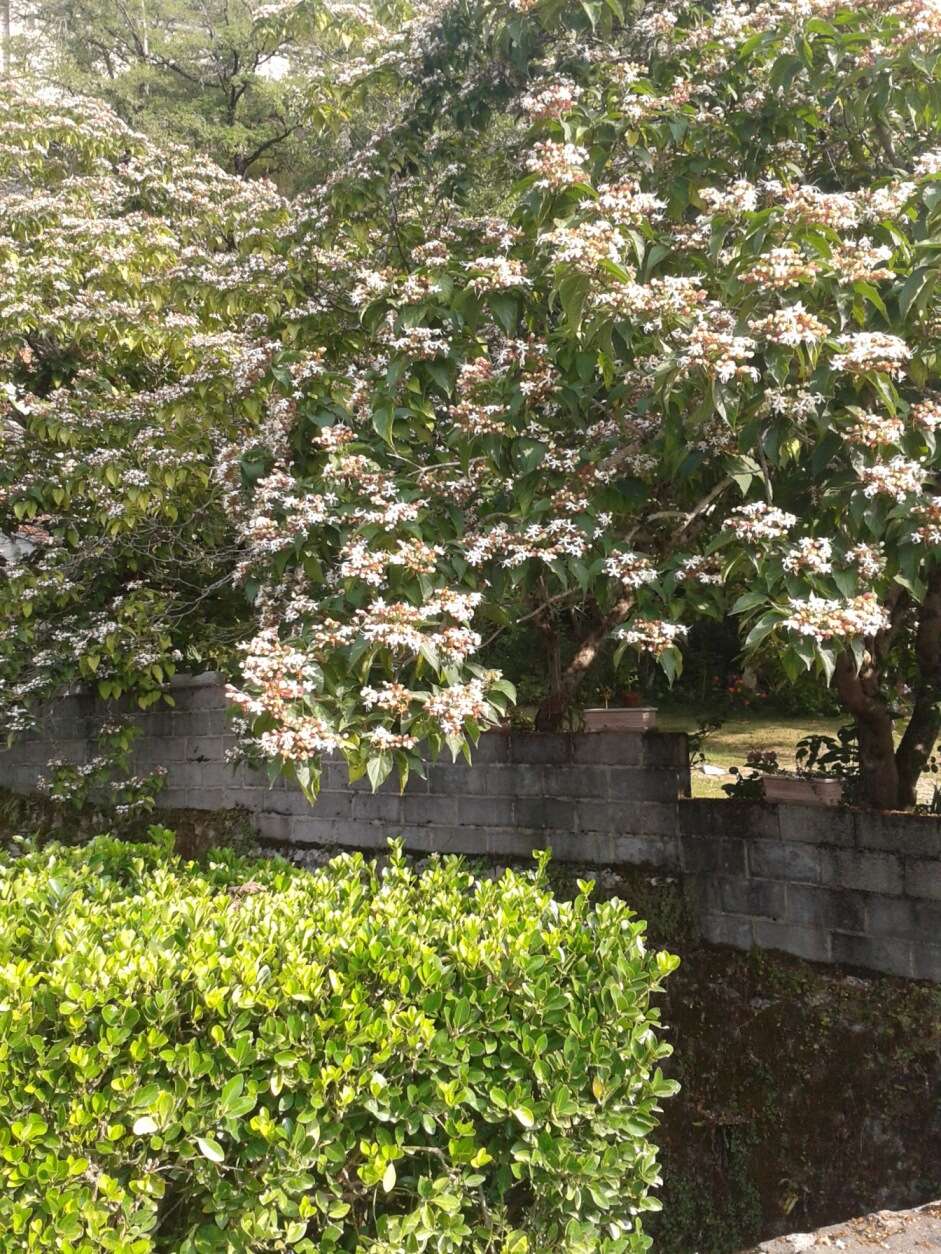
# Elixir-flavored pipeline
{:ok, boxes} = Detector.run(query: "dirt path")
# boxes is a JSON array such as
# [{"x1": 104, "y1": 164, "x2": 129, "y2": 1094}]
[{"x1": 748, "y1": 1202, "x2": 941, "y2": 1251}]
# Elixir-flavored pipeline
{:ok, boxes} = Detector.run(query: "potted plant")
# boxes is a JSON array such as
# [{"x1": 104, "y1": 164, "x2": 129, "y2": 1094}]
[
  {"x1": 726, "y1": 740, "x2": 849, "y2": 806},
  {"x1": 582, "y1": 686, "x2": 658, "y2": 733}
]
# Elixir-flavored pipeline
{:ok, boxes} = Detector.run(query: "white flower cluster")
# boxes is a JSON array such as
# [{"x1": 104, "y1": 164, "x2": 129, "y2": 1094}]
[
  {"x1": 700, "y1": 179, "x2": 759, "y2": 216},
  {"x1": 463, "y1": 256, "x2": 529, "y2": 294},
  {"x1": 675, "y1": 554, "x2": 724, "y2": 585},
  {"x1": 843, "y1": 412, "x2": 904, "y2": 448},
  {"x1": 603, "y1": 550, "x2": 658, "y2": 588},
  {"x1": 525, "y1": 141, "x2": 589, "y2": 190},
  {"x1": 909, "y1": 499, "x2": 941, "y2": 545},
  {"x1": 911, "y1": 399, "x2": 941, "y2": 432},
  {"x1": 618, "y1": 619, "x2": 688, "y2": 655},
  {"x1": 519, "y1": 80, "x2": 582, "y2": 121},
  {"x1": 858, "y1": 456, "x2": 927, "y2": 500},
  {"x1": 596, "y1": 180, "x2": 666, "y2": 225},
  {"x1": 423, "y1": 679, "x2": 489, "y2": 735},
  {"x1": 844, "y1": 543, "x2": 886, "y2": 578},
  {"x1": 749, "y1": 303, "x2": 829, "y2": 346},
  {"x1": 547, "y1": 220, "x2": 623, "y2": 270},
  {"x1": 831, "y1": 332, "x2": 911, "y2": 376},
  {"x1": 782, "y1": 536, "x2": 833, "y2": 575},
  {"x1": 781, "y1": 593, "x2": 890, "y2": 641},
  {"x1": 726, "y1": 501, "x2": 798, "y2": 542}
]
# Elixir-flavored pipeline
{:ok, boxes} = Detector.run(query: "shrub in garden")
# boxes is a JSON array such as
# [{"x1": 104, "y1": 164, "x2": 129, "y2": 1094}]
[{"x1": 0, "y1": 832, "x2": 679, "y2": 1252}]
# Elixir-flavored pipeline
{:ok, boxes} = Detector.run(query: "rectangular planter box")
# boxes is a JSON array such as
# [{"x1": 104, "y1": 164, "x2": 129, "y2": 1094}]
[
  {"x1": 762, "y1": 775, "x2": 843, "y2": 807},
  {"x1": 583, "y1": 707, "x2": 658, "y2": 732}
]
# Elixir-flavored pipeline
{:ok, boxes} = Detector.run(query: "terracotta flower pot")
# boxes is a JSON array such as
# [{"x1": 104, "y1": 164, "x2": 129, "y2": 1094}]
[
  {"x1": 761, "y1": 775, "x2": 843, "y2": 806},
  {"x1": 583, "y1": 707, "x2": 658, "y2": 732}
]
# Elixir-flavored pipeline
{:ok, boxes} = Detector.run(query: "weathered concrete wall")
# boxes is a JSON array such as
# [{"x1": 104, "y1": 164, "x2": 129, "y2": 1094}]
[{"x1": 1, "y1": 673, "x2": 939, "y2": 981}]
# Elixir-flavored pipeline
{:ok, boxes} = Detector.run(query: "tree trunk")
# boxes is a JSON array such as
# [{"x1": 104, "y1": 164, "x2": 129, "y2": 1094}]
[
  {"x1": 834, "y1": 651, "x2": 900, "y2": 809},
  {"x1": 896, "y1": 570, "x2": 941, "y2": 808},
  {"x1": 536, "y1": 611, "x2": 562, "y2": 705},
  {"x1": 534, "y1": 594, "x2": 633, "y2": 731}
]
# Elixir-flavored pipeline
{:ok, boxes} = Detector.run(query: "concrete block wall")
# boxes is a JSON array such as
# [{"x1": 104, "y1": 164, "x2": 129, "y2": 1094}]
[
  {"x1": 684, "y1": 799, "x2": 941, "y2": 981},
  {"x1": 1, "y1": 674, "x2": 939, "y2": 981}
]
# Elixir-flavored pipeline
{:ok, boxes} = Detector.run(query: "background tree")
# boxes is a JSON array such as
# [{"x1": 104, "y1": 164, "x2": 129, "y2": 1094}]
[{"x1": 13, "y1": 0, "x2": 377, "y2": 184}]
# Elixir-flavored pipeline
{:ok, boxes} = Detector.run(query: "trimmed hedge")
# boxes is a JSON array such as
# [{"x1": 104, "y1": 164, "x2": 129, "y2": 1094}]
[{"x1": 0, "y1": 832, "x2": 678, "y2": 1252}]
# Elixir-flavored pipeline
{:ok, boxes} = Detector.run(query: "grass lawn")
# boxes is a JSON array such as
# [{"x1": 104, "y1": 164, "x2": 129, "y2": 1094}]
[{"x1": 658, "y1": 706, "x2": 845, "y2": 798}]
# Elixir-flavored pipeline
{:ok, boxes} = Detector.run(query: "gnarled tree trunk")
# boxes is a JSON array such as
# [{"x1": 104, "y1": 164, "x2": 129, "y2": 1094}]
[
  {"x1": 896, "y1": 570, "x2": 941, "y2": 808},
  {"x1": 534, "y1": 594, "x2": 633, "y2": 731},
  {"x1": 834, "y1": 650, "x2": 899, "y2": 809},
  {"x1": 835, "y1": 578, "x2": 941, "y2": 810}
]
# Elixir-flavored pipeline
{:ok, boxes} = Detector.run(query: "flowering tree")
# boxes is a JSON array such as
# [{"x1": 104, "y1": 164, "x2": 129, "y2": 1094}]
[{"x1": 5, "y1": 0, "x2": 941, "y2": 810}]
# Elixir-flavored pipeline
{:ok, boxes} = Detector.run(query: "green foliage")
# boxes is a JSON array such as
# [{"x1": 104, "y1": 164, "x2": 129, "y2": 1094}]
[
  {"x1": 15, "y1": 0, "x2": 368, "y2": 186},
  {"x1": 0, "y1": 833, "x2": 678, "y2": 1251},
  {"x1": 8, "y1": 0, "x2": 941, "y2": 806}
]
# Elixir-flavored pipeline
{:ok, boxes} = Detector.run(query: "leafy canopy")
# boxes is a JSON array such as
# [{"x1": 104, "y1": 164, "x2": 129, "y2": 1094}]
[{"x1": 4, "y1": 0, "x2": 941, "y2": 801}]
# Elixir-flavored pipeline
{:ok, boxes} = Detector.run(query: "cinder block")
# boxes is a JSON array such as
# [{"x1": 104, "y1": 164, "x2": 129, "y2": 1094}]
[
  {"x1": 572, "y1": 733, "x2": 644, "y2": 767},
  {"x1": 904, "y1": 858, "x2": 941, "y2": 900},
  {"x1": 184, "y1": 788, "x2": 224, "y2": 811},
  {"x1": 678, "y1": 798, "x2": 780, "y2": 840},
  {"x1": 420, "y1": 827, "x2": 488, "y2": 855},
  {"x1": 256, "y1": 812, "x2": 292, "y2": 842},
  {"x1": 189, "y1": 710, "x2": 227, "y2": 738},
  {"x1": 866, "y1": 895, "x2": 941, "y2": 942},
  {"x1": 287, "y1": 815, "x2": 338, "y2": 844},
  {"x1": 641, "y1": 732, "x2": 689, "y2": 770},
  {"x1": 575, "y1": 799, "x2": 616, "y2": 833},
  {"x1": 307, "y1": 791, "x2": 352, "y2": 820},
  {"x1": 754, "y1": 920, "x2": 831, "y2": 964},
  {"x1": 855, "y1": 810, "x2": 941, "y2": 858},
  {"x1": 547, "y1": 765, "x2": 610, "y2": 799},
  {"x1": 398, "y1": 827, "x2": 439, "y2": 853},
  {"x1": 474, "y1": 731, "x2": 510, "y2": 763},
  {"x1": 169, "y1": 671, "x2": 225, "y2": 689},
  {"x1": 778, "y1": 804, "x2": 855, "y2": 848},
  {"x1": 912, "y1": 943, "x2": 941, "y2": 983},
  {"x1": 552, "y1": 832, "x2": 615, "y2": 863},
  {"x1": 749, "y1": 841, "x2": 821, "y2": 883},
  {"x1": 701, "y1": 913, "x2": 754, "y2": 950},
  {"x1": 609, "y1": 768, "x2": 682, "y2": 803},
  {"x1": 453, "y1": 796, "x2": 516, "y2": 827},
  {"x1": 514, "y1": 797, "x2": 576, "y2": 831},
  {"x1": 612, "y1": 833, "x2": 678, "y2": 869},
  {"x1": 616, "y1": 800, "x2": 679, "y2": 838},
  {"x1": 186, "y1": 685, "x2": 228, "y2": 711},
  {"x1": 426, "y1": 763, "x2": 489, "y2": 795},
  {"x1": 400, "y1": 794, "x2": 457, "y2": 826},
  {"x1": 787, "y1": 884, "x2": 867, "y2": 934},
  {"x1": 507, "y1": 733, "x2": 571, "y2": 765},
  {"x1": 831, "y1": 931, "x2": 913, "y2": 978},
  {"x1": 486, "y1": 764, "x2": 544, "y2": 796},
  {"x1": 680, "y1": 835, "x2": 746, "y2": 875},
  {"x1": 176, "y1": 762, "x2": 228, "y2": 790},
  {"x1": 185, "y1": 737, "x2": 224, "y2": 763},
  {"x1": 232, "y1": 762, "x2": 269, "y2": 789},
  {"x1": 718, "y1": 876, "x2": 787, "y2": 921},
  {"x1": 352, "y1": 793, "x2": 403, "y2": 824},
  {"x1": 320, "y1": 762, "x2": 352, "y2": 792},
  {"x1": 821, "y1": 848, "x2": 903, "y2": 896}
]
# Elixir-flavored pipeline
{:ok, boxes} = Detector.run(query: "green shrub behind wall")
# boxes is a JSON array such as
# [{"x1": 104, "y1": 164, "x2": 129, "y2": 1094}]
[{"x1": 0, "y1": 833, "x2": 678, "y2": 1253}]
